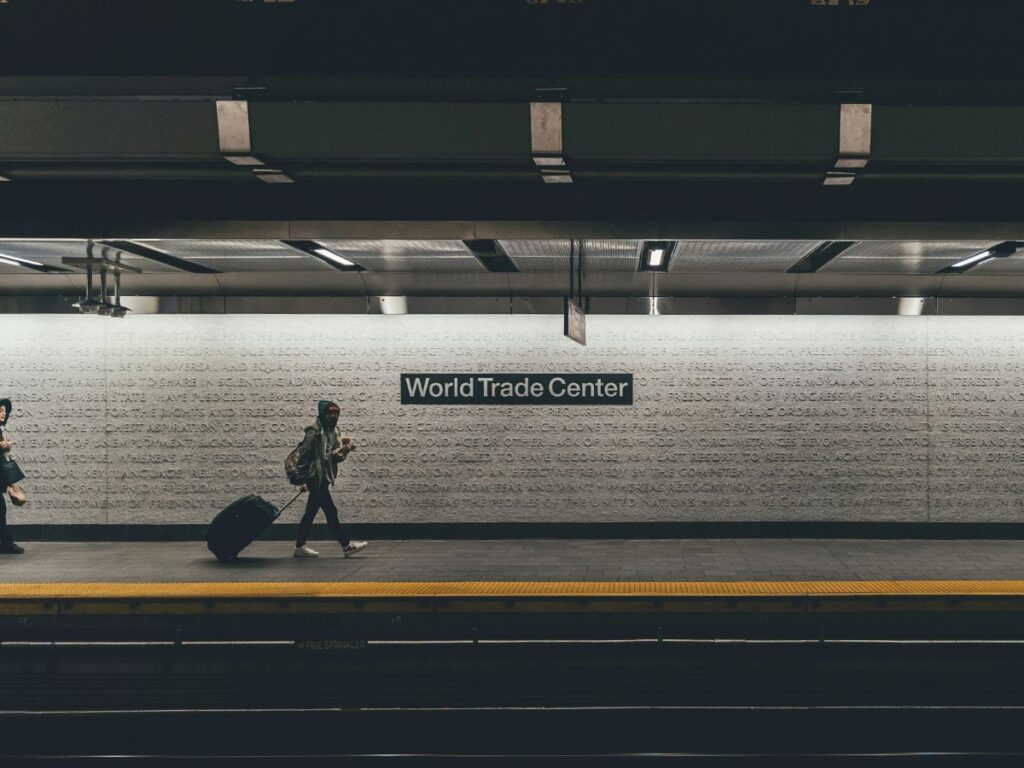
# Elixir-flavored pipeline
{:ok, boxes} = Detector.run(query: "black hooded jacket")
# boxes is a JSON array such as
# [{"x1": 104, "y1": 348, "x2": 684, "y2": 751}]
[
  {"x1": 0, "y1": 399, "x2": 11, "y2": 449},
  {"x1": 300, "y1": 400, "x2": 345, "y2": 487},
  {"x1": 0, "y1": 399, "x2": 12, "y2": 480}
]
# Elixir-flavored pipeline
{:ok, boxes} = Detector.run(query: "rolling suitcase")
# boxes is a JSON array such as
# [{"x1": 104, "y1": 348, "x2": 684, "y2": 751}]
[{"x1": 206, "y1": 491, "x2": 303, "y2": 562}]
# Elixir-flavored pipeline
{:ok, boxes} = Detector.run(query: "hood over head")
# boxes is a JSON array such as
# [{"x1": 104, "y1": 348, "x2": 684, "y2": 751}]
[{"x1": 317, "y1": 400, "x2": 340, "y2": 428}]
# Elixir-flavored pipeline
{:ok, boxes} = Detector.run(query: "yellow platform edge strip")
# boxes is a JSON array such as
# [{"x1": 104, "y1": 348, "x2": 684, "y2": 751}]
[{"x1": 3, "y1": 580, "x2": 1024, "y2": 600}]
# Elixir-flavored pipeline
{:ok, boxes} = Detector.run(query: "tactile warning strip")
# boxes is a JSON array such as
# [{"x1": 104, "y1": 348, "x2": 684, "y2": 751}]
[{"x1": 2, "y1": 580, "x2": 1024, "y2": 600}]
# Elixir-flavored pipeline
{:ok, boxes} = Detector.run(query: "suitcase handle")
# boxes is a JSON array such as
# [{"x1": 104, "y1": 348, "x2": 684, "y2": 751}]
[{"x1": 278, "y1": 490, "x2": 305, "y2": 515}]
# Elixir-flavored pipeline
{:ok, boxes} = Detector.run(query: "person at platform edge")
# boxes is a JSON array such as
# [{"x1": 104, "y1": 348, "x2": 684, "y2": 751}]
[
  {"x1": 0, "y1": 398, "x2": 24, "y2": 554},
  {"x1": 293, "y1": 400, "x2": 368, "y2": 559}
]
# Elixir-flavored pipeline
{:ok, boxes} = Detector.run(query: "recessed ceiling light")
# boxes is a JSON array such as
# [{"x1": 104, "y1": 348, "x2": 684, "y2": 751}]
[
  {"x1": 939, "y1": 242, "x2": 1018, "y2": 274},
  {"x1": 639, "y1": 241, "x2": 674, "y2": 272},
  {"x1": 314, "y1": 248, "x2": 356, "y2": 267},
  {"x1": 0, "y1": 253, "x2": 43, "y2": 268},
  {"x1": 949, "y1": 250, "x2": 992, "y2": 269},
  {"x1": 280, "y1": 240, "x2": 365, "y2": 271}
]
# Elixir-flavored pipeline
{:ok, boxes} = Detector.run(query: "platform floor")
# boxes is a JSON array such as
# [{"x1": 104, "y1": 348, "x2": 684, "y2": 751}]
[{"x1": 2, "y1": 538, "x2": 1024, "y2": 584}]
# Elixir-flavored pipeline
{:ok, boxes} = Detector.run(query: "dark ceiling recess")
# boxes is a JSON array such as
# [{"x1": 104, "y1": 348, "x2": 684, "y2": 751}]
[
  {"x1": 280, "y1": 240, "x2": 366, "y2": 271},
  {"x1": 787, "y1": 241, "x2": 857, "y2": 274},
  {"x1": 102, "y1": 240, "x2": 220, "y2": 274},
  {"x1": 937, "y1": 241, "x2": 1019, "y2": 274},
  {"x1": 462, "y1": 240, "x2": 520, "y2": 273}
]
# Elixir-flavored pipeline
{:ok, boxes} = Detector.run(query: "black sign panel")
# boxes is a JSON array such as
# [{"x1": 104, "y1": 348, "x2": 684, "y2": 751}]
[{"x1": 401, "y1": 373, "x2": 633, "y2": 406}]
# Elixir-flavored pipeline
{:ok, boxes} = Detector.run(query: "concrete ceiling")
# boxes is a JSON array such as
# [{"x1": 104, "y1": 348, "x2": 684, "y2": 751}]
[
  {"x1": 3, "y1": 5, "x2": 1024, "y2": 299},
  {"x1": 1, "y1": 1, "x2": 1017, "y2": 82}
]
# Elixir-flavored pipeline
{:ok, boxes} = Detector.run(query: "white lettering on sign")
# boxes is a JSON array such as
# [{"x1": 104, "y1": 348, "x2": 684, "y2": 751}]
[{"x1": 400, "y1": 374, "x2": 633, "y2": 405}]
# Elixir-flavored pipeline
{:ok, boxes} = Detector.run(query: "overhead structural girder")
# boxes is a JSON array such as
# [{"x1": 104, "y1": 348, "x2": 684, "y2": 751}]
[{"x1": 1, "y1": 100, "x2": 1024, "y2": 183}]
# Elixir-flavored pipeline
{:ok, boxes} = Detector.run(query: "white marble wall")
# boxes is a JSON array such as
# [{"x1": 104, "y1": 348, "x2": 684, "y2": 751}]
[{"x1": 1, "y1": 314, "x2": 1020, "y2": 525}]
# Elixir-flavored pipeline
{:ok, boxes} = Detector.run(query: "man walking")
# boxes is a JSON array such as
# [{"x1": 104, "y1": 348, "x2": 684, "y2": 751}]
[
  {"x1": 0, "y1": 398, "x2": 25, "y2": 554},
  {"x1": 293, "y1": 400, "x2": 368, "y2": 558}
]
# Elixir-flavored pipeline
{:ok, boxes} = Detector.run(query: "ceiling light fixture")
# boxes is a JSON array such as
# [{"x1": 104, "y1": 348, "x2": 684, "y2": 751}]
[
  {"x1": 949, "y1": 251, "x2": 992, "y2": 269},
  {"x1": 314, "y1": 248, "x2": 356, "y2": 268},
  {"x1": 0, "y1": 251, "x2": 70, "y2": 273},
  {"x1": 0, "y1": 254, "x2": 43, "y2": 268},
  {"x1": 939, "y1": 242, "x2": 1018, "y2": 274},
  {"x1": 281, "y1": 240, "x2": 366, "y2": 271},
  {"x1": 639, "y1": 241, "x2": 675, "y2": 272}
]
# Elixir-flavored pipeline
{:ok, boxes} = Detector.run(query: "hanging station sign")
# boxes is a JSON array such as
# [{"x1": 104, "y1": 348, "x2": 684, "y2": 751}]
[
  {"x1": 400, "y1": 373, "x2": 633, "y2": 406},
  {"x1": 564, "y1": 298, "x2": 586, "y2": 346}
]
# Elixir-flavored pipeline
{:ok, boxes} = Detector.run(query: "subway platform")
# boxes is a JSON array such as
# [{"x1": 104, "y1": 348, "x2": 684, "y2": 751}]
[{"x1": 3, "y1": 538, "x2": 1024, "y2": 642}]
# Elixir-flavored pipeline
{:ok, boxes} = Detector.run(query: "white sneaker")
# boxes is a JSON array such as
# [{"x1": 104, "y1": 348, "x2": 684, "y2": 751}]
[
  {"x1": 293, "y1": 545, "x2": 320, "y2": 558},
  {"x1": 343, "y1": 541, "x2": 368, "y2": 557}
]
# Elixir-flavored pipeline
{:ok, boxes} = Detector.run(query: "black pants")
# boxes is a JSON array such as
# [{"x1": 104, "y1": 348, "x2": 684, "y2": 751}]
[
  {"x1": 0, "y1": 491, "x2": 11, "y2": 544},
  {"x1": 295, "y1": 483, "x2": 350, "y2": 548}
]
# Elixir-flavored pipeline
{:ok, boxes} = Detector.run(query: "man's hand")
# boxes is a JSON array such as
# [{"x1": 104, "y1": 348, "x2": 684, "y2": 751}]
[
  {"x1": 0, "y1": 440, "x2": 11, "y2": 451},
  {"x1": 333, "y1": 441, "x2": 356, "y2": 459}
]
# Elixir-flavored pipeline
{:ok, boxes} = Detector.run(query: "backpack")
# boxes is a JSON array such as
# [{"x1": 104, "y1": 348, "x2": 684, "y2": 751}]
[{"x1": 284, "y1": 429, "x2": 316, "y2": 486}]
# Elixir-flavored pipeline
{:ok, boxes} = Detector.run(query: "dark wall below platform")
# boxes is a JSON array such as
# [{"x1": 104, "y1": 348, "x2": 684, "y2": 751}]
[{"x1": 14, "y1": 522, "x2": 1024, "y2": 542}]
